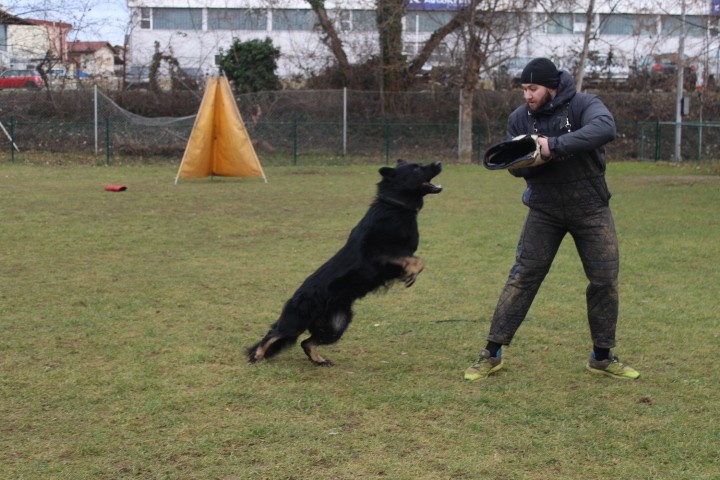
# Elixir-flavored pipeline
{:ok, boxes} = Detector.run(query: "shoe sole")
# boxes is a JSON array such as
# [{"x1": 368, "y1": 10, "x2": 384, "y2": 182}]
[
  {"x1": 464, "y1": 363, "x2": 503, "y2": 381},
  {"x1": 586, "y1": 363, "x2": 640, "y2": 380}
]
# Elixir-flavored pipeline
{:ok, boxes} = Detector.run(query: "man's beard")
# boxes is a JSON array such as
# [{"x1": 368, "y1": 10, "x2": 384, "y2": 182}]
[{"x1": 528, "y1": 90, "x2": 554, "y2": 112}]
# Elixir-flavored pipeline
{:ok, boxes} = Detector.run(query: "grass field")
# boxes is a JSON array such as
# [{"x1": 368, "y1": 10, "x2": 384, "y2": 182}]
[{"x1": 1, "y1": 161, "x2": 718, "y2": 479}]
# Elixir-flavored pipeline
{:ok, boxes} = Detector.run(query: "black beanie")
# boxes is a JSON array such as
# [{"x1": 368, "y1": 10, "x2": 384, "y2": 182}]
[{"x1": 520, "y1": 57, "x2": 560, "y2": 88}]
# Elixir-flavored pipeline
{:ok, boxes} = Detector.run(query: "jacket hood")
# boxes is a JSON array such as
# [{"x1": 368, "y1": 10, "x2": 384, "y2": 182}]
[{"x1": 535, "y1": 70, "x2": 576, "y2": 116}]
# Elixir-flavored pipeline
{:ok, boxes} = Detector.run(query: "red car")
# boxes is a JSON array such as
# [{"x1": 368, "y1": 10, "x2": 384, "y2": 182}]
[{"x1": 0, "y1": 69, "x2": 44, "y2": 89}]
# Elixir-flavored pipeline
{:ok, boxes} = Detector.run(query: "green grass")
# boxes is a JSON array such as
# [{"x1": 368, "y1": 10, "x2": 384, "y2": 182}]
[{"x1": 1, "y1": 161, "x2": 718, "y2": 479}]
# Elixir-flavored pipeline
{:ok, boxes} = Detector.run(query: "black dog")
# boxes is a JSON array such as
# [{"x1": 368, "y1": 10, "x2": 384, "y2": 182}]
[{"x1": 247, "y1": 160, "x2": 442, "y2": 366}]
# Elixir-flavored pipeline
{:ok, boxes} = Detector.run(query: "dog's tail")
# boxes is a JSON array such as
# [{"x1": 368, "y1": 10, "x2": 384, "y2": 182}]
[{"x1": 247, "y1": 331, "x2": 299, "y2": 363}]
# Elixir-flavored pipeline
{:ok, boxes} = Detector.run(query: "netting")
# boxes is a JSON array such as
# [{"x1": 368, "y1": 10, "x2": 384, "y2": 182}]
[{"x1": 95, "y1": 89, "x2": 198, "y2": 156}]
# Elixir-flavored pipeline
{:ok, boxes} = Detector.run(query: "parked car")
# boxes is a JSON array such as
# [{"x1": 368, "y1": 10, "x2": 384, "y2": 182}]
[
  {"x1": 125, "y1": 66, "x2": 150, "y2": 89},
  {"x1": 562, "y1": 54, "x2": 630, "y2": 88},
  {"x1": 492, "y1": 56, "x2": 533, "y2": 90},
  {"x1": 0, "y1": 69, "x2": 44, "y2": 89},
  {"x1": 630, "y1": 53, "x2": 697, "y2": 90},
  {"x1": 49, "y1": 68, "x2": 68, "y2": 78}
]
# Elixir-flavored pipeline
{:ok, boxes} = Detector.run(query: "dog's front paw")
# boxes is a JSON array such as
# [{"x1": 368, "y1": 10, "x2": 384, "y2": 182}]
[{"x1": 404, "y1": 273, "x2": 419, "y2": 288}]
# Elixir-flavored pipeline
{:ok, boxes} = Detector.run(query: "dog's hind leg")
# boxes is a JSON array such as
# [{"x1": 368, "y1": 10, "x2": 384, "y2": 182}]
[
  {"x1": 247, "y1": 331, "x2": 299, "y2": 363},
  {"x1": 301, "y1": 308, "x2": 352, "y2": 366},
  {"x1": 248, "y1": 335, "x2": 283, "y2": 363}
]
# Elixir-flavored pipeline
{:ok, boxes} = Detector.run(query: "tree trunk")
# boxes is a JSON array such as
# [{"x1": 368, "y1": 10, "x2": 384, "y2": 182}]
[
  {"x1": 458, "y1": 25, "x2": 483, "y2": 164},
  {"x1": 458, "y1": 89, "x2": 475, "y2": 163},
  {"x1": 377, "y1": 0, "x2": 407, "y2": 91},
  {"x1": 575, "y1": 0, "x2": 595, "y2": 92},
  {"x1": 307, "y1": 0, "x2": 357, "y2": 88}
]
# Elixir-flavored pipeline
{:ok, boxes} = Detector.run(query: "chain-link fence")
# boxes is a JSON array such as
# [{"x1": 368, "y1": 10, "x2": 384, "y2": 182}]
[
  {"x1": 636, "y1": 121, "x2": 720, "y2": 163},
  {"x1": 1, "y1": 88, "x2": 718, "y2": 165},
  {"x1": 0, "y1": 116, "x2": 501, "y2": 166}
]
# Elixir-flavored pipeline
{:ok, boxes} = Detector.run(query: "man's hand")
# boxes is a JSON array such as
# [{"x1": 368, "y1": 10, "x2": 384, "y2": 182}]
[{"x1": 537, "y1": 136, "x2": 551, "y2": 159}]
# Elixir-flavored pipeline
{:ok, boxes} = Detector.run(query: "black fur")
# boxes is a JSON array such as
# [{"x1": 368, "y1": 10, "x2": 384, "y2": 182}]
[{"x1": 247, "y1": 160, "x2": 442, "y2": 366}]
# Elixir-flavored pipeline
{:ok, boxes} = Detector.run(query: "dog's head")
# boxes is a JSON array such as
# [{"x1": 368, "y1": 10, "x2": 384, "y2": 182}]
[{"x1": 378, "y1": 160, "x2": 443, "y2": 198}]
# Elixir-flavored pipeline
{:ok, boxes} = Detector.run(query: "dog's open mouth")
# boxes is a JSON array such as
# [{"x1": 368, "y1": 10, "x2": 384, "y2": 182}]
[
  {"x1": 423, "y1": 161, "x2": 443, "y2": 194},
  {"x1": 424, "y1": 182, "x2": 443, "y2": 194}
]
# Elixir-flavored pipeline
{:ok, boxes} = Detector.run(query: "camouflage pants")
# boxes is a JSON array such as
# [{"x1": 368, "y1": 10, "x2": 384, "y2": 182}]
[{"x1": 488, "y1": 202, "x2": 619, "y2": 349}]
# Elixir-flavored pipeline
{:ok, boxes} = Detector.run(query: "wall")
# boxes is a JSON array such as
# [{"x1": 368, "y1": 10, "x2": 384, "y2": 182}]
[{"x1": 7, "y1": 24, "x2": 48, "y2": 67}]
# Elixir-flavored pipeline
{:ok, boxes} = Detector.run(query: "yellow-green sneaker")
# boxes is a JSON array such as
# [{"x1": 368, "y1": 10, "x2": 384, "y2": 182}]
[
  {"x1": 464, "y1": 349, "x2": 503, "y2": 381},
  {"x1": 586, "y1": 352, "x2": 640, "y2": 379}
]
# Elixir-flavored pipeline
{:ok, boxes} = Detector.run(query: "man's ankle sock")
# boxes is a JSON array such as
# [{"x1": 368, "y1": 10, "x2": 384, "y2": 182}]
[
  {"x1": 593, "y1": 346, "x2": 610, "y2": 361},
  {"x1": 485, "y1": 342, "x2": 503, "y2": 357}
]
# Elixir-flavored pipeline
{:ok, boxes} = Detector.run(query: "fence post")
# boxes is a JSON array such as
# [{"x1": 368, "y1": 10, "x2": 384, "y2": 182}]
[
  {"x1": 10, "y1": 116, "x2": 15, "y2": 163},
  {"x1": 639, "y1": 123, "x2": 645, "y2": 161},
  {"x1": 106, "y1": 118, "x2": 111, "y2": 166},
  {"x1": 384, "y1": 120, "x2": 390, "y2": 165},
  {"x1": 292, "y1": 120, "x2": 298, "y2": 166},
  {"x1": 343, "y1": 87, "x2": 347, "y2": 156},
  {"x1": 654, "y1": 121, "x2": 661, "y2": 161},
  {"x1": 94, "y1": 85, "x2": 99, "y2": 155}
]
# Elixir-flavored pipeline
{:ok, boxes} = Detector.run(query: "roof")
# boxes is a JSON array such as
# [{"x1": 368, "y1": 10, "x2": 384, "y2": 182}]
[
  {"x1": 0, "y1": 9, "x2": 34, "y2": 25},
  {"x1": 69, "y1": 41, "x2": 115, "y2": 54},
  {"x1": 27, "y1": 18, "x2": 73, "y2": 29},
  {"x1": 1, "y1": 9, "x2": 73, "y2": 28}
]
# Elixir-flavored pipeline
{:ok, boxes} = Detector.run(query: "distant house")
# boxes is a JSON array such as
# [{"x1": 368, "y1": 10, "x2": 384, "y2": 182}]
[
  {"x1": 68, "y1": 41, "x2": 116, "y2": 77},
  {"x1": 27, "y1": 18, "x2": 72, "y2": 64},
  {"x1": 0, "y1": 9, "x2": 71, "y2": 69}
]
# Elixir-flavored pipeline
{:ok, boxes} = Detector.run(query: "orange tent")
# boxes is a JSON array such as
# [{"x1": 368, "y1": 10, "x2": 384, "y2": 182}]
[{"x1": 175, "y1": 76, "x2": 267, "y2": 183}]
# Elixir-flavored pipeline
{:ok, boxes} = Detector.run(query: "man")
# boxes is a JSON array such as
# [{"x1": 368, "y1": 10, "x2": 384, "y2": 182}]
[{"x1": 465, "y1": 57, "x2": 639, "y2": 381}]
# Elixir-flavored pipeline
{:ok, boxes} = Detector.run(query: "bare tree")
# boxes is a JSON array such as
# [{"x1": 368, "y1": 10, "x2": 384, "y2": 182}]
[
  {"x1": 307, "y1": 0, "x2": 536, "y2": 161},
  {"x1": 307, "y1": 0, "x2": 357, "y2": 86},
  {"x1": 574, "y1": 0, "x2": 595, "y2": 91}
]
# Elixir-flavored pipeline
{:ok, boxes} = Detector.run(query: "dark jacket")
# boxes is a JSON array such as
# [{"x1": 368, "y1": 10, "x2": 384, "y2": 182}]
[{"x1": 507, "y1": 71, "x2": 616, "y2": 185}]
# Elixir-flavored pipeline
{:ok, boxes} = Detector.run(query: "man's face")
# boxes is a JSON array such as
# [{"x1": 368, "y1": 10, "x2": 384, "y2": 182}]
[{"x1": 522, "y1": 84, "x2": 555, "y2": 112}]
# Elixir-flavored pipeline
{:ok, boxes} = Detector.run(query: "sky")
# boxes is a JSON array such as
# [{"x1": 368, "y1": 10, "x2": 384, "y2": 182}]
[
  {"x1": 77, "y1": 0, "x2": 130, "y2": 45},
  {"x1": 3, "y1": 0, "x2": 130, "y2": 46}
]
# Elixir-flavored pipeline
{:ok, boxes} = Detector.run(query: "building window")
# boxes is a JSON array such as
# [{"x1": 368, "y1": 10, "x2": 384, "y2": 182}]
[
  {"x1": 599, "y1": 14, "x2": 656, "y2": 36},
  {"x1": 273, "y1": 9, "x2": 318, "y2": 31},
  {"x1": 334, "y1": 10, "x2": 376, "y2": 32},
  {"x1": 153, "y1": 8, "x2": 202, "y2": 30},
  {"x1": 352, "y1": 10, "x2": 376, "y2": 31},
  {"x1": 207, "y1": 9, "x2": 267, "y2": 30},
  {"x1": 0, "y1": 24, "x2": 7, "y2": 51},
  {"x1": 662, "y1": 15, "x2": 706, "y2": 37},
  {"x1": 336, "y1": 10, "x2": 352, "y2": 31},
  {"x1": 414, "y1": 11, "x2": 455, "y2": 32},
  {"x1": 140, "y1": 8, "x2": 151, "y2": 29},
  {"x1": 546, "y1": 13, "x2": 573, "y2": 34}
]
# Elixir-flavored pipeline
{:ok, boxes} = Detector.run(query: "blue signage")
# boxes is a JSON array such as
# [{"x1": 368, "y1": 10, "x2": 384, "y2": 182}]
[
  {"x1": 406, "y1": 0, "x2": 470, "y2": 11},
  {"x1": 713, "y1": 0, "x2": 720, "y2": 15}
]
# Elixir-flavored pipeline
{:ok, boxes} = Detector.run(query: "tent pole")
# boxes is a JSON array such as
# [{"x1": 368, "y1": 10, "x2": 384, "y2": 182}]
[{"x1": 0, "y1": 120, "x2": 19, "y2": 152}]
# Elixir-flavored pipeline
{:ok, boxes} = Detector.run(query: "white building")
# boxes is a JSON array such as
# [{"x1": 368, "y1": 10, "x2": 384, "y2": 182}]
[{"x1": 124, "y1": 0, "x2": 719, "y2": 79}]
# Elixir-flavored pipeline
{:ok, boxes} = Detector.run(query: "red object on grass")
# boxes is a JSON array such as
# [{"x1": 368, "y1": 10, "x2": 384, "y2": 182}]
[{"x1": 105, "y1": 185, "x2": 127, "y2": 191}]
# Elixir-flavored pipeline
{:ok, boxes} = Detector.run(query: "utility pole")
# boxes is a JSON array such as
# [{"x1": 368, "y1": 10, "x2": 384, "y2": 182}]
[{"x1": 674, "y1": 0, "x2": 686, "y2": 162}]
